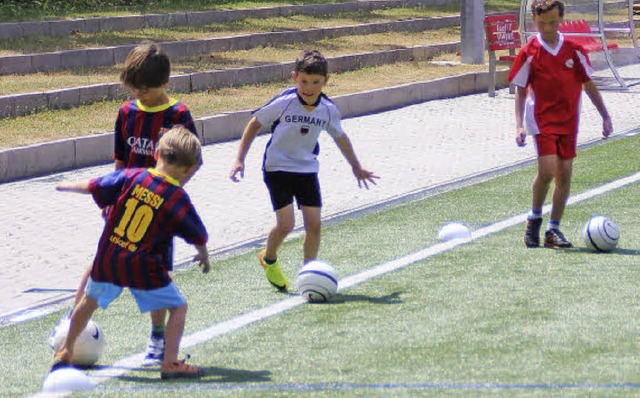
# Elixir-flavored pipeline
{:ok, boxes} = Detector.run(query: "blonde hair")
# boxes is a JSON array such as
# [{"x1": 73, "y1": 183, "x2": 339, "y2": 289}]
[{"x1": 156, "y1": 126, "x2": 202, "y2": 168}]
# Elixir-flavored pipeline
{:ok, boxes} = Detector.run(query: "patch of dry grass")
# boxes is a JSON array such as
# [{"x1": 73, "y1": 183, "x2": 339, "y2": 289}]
[
  {"x1": 0, "y1": 7, "x2": 458, "y2": 56},
  {"x1": 0, "y1": 28, "x2": 460, "y2": 95},
  {"x1": 0, "y1": 56, "x2": 489, "y2": 149}
]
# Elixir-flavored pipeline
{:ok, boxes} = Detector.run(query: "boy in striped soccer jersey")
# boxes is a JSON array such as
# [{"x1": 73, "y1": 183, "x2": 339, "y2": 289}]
[
  {"x1": 51, "y1": 126, "x2": 209, "y2": 380},
  {"x1": 72, "y1": 42, "x2": 199, "y2": 366},
  {"x1": 509, "y1": 0, "x2": 612, "y2": 249},
  {"x1": 230, "y1": 49, "x2": 379, "y2": 291}
]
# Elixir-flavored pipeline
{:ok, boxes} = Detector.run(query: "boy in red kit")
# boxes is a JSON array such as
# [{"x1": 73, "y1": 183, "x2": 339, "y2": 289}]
[
  {"x1": 509, "y1": 0, "x2": 612, "y2": 248},
  {"x1": 51, "y1": 126, "x2": 209, "y2": 380}
]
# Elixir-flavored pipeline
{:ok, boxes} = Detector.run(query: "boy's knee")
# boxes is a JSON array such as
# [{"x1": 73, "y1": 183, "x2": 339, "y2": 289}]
[
  {"x1": 305, "y1": 221, "x2": 321, "y2": 236},
  {"x1": 276, "y1": 221, "x2": 295, "y2": 234},
  {"x1": 169, "y1": 302, "x2": 188, "y2": 315},
  {"x1": 81, "y1": 295, "x2": 99, "y2": 312}
]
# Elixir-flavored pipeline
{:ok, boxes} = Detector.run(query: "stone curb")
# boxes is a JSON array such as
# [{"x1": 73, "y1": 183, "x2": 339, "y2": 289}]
[
  {"x1": 0, "y1": 0, "x2": 455, "y2": 40},
  {"x1": 0, "y1": 69, "x2": 503, "y2": 183},
  {"x1": 0, "y1": 42, "x2": 459, "y2": 119},
  {"x1": 0, "y1": 15, "x2": 460, "y2": 76}
]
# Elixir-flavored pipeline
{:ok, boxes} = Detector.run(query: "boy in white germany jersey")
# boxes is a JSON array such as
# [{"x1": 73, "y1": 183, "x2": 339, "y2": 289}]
[{"x1": 229, "y1": 49, "x2": 379, "y2": 291}]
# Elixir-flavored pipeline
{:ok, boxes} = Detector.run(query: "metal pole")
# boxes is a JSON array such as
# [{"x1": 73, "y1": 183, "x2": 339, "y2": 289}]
[{"x1": 460, "y1": 0, "x2": 485, "y2": 64}]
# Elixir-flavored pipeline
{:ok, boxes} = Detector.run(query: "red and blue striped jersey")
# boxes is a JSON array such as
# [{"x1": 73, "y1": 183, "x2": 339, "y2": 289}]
[
  {"x1": 114, "y1": 98, "x2": 198, "y2": 168},
  {"x1": 89, "y1": 168, "x2": 208, "y2": 289}
]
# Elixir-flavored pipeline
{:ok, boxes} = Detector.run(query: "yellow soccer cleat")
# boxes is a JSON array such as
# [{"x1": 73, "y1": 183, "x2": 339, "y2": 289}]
[{"x1": 258, "y1": 249, "x2": 289, "y2": 291}]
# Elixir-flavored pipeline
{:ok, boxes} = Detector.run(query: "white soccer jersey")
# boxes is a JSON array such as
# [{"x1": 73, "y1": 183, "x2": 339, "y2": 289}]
[{"x1": 254, "y1": 88, "x2": 346, "y2": 173}]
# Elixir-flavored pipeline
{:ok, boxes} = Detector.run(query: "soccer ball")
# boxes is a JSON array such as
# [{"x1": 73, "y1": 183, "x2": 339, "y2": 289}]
[
  {"x1": 42, "y1": 367, "x2": 94, "y2": 393},
  {"x1": 583, "y1": 215, "x2": 620, "y2": 252},
  {"x1": 437, "y1": 222, "x2": 472, "y2": 241},
  {"x1": 297, "y1": 260, "x2": 338, "y2": 303},
  {"x1": 49, "y1": 318, "x2": 106, "y2": 367}
]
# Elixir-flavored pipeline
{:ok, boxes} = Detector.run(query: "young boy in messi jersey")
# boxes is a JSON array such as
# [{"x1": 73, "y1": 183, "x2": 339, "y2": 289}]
[
  {"x1": 51, "y1": 126, "x2": 209, "y2": 380},
  {"x1": 72, "y1": 42, "x2": 199, "y2": 366},
  {"x1": 230, "y1": 49, "x2": 379, "y2": 291},
  {"x1": 509, "y1": 0, "x2": 612, "y2": 249}
]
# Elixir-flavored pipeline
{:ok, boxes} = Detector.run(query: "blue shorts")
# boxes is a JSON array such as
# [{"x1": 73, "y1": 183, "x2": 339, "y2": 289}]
[{"x1": 85, "y1": 278, "x2": 186, "y2": 313}]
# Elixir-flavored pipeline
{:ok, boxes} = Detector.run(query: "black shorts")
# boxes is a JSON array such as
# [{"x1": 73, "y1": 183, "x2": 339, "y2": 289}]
[{"x1": 263, "y1": 171, "x2": 322, "y2": 211}]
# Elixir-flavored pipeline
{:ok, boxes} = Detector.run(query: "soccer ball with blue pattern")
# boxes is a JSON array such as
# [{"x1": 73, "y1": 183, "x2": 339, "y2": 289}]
[
  {"x1": 297, "y1": 261, "x2": 338, "y2": 303},
  {"x1": 583, "y1": 215, "x2": 619, "y2": 252}
]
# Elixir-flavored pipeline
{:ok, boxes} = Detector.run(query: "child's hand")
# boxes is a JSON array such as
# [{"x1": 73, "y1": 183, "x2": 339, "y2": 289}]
[
  {"x1": 55, "y1": 182, "x2": 71, "y2": 192},
  {"x1": 229, "y1": 160, "x2": 245, "y2": 182},
  {"x1": 515, "y1": 127, "x2": 526, "y2": 147},
  {"x1": 353, "y1": 167, "x2": 379, "y2": 189},
  {"x1": 194, "y1": 253, "x2": 210, "y2": 274},
  {"x1": 602, "y1": 115, "x2": 613, "y2": 139}
]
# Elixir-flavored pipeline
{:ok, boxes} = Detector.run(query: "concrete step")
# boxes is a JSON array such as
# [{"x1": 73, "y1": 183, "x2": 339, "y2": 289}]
[
  {"x1": 0, "y1": 0, "x2": 455, "y2": 39},
  {"x1": 0, "y1": 42, "x2": 459, "y2": 119},
  {"x1": 0, "y1": 15, "x2": 459, "y2": 76},
  {"x1": 0, "y1": 68, "x2": 498, "y2": 183}
]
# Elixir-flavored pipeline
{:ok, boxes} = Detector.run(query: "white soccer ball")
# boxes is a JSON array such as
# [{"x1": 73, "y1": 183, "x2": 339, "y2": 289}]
[
  {"x1": 49, "y1": 318, "x2": 106, "y2": 367},
  {"x1": 297, "y1": 260, "x2": 338, "y2": 303},
  {"x1": 42, "y1": 367, "x2": 94, "y2": 393},
  {"x1": 583, "y1": 215, "x2": 620, "y2": 252},
  {"x1": 437, "y1": 222, "x2": 472, "y2": 241}
]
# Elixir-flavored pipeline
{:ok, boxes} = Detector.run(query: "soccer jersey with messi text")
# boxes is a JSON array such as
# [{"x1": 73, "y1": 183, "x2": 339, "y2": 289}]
[
  {"x1": 254, "y1": 88, "x2": 346, "y2": 173},
  {"x1": 89, "y1": 168, "x2": 208, "y2": 290},
  {"x1": 508, "y1": 33, "x2": 593, "y2": 136},
  {"x1": 114, "y1": 98, "x2": 198, "y2": 168}
]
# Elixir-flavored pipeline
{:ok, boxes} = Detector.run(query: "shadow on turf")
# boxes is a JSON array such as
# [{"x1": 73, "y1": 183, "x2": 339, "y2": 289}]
[
  {"x1": 114, "y1": 366, "x2": 272, "y2": 383},
  {"x1": 329, "y1": 291, "x2": 404, "y2": 304},
  {"x1": 554, "y1": 247, "x2": 640, "y2": 256}
]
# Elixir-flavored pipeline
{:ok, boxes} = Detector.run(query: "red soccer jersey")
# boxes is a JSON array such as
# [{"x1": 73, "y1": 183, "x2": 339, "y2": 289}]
[
  {"x1": 114, "y1": 98, "x2": 198, "y2": 168},
  {"x1": 508, "y1": 33, "x2": 593, "y2": 135},
  {"x1": 89, "y1": 168, "x2": 208, "y2": 290}
]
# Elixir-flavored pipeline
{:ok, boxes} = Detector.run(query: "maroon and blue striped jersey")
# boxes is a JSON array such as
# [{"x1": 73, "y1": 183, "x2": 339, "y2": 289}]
[
  {"x1": 89, "y1": 168, "x2": 208, "y2": 289},
  {"x1": 114, "y1": 98, "x2": 198, "y2": 168}
]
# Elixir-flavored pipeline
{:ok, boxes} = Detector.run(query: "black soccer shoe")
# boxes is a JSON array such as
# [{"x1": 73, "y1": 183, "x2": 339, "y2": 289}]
[
  {"x1": 544, "y1": 228, "x2": 573, "y2": 249},
  {"x1": 523, "y1": 218, "x2": 542, "y2": 248}
]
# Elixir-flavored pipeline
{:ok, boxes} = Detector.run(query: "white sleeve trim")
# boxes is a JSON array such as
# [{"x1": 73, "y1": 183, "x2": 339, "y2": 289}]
[
  {"x1": 575, "y1": 50, "x2": 594, "y2": 77},
  {"x1": 511, "y1": 56, "x2": 532, "y2": 88}
]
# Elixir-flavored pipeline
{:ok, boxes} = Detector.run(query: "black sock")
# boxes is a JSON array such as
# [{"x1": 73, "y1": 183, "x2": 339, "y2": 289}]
[{"x1": 151, "y1": 326, "x2": 165, "y2": 340}]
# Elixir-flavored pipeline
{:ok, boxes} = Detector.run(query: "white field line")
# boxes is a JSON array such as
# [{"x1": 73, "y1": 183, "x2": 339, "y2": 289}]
[{"x1": 79, "y1": 171, "x2": 640, "y2": 389}]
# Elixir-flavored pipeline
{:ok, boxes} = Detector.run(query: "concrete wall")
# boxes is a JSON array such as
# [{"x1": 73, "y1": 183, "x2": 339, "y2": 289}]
[
  {"x1": 0, "y1": 0, "x2": 458, "y2": 39},
  {"x1": 0, "y1": 69, "x2": 506, "y2": 183},
  {"x1": 0, "y1": 16, "x2": 460, "y2": 76},
  {"x1": 0, "y1": 42, "x2": 459, "y2": 119}
]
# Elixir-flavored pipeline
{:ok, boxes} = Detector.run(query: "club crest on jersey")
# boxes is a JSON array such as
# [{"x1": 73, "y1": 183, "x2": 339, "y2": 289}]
[
  {"x1": 300, "y1": 126, "x2": 310, "y2": 136},
  {"x1": 565, "y1": 59, "x2": 574, "y2": 68}
]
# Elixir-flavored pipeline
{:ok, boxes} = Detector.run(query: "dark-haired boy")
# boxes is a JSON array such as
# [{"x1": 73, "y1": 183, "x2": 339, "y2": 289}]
[
  {"x1": 509, "y1": 0, "x2": 612, "y2": 248},
  {"x1": 72, "y1": 42, "x2": 199, "y2": 366}
]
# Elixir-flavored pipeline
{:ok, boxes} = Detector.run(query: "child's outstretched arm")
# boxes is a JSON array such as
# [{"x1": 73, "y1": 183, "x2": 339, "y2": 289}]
[
  {"x1": 583, "y1": 80, "x2": 613, "y2": 139},
  {"x1": 193, "y1": 244, "x2": 210, "y2": 274},
  {"x1": 56, "y1": 180, "x2": 91, "y2": 194},
  {"x1": 334, "y1": 134, "x2": 379, "y2": 189},
  {"x1": 230, "y1": 117, "x2": 262, "y2": 182}
]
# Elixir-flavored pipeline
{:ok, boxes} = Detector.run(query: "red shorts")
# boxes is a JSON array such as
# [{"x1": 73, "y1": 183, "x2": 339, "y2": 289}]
[{"x1": 534, "y1": 132, "x2": 577, "y2": 159}]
